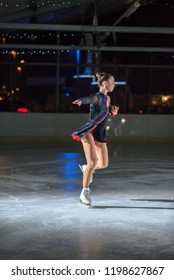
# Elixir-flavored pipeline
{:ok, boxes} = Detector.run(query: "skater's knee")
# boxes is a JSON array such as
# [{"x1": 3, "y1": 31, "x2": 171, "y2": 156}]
[
  {"x1": 97, "y1": 161, "x2": 108, "y2": 169},
  {"x1": 88, "y1": 159, "x2": 97, "y2": 170}
]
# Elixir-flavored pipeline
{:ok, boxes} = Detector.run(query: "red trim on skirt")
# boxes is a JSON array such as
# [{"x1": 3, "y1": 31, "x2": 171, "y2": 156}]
[{"x1": 71, "y1": 134, "x2": 82, "y2": 142}]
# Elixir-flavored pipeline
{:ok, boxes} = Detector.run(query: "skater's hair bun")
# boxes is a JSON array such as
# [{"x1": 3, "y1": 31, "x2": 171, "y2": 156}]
[{"x1": 95, "y1": 72, "x2": 112, "y2": 86}]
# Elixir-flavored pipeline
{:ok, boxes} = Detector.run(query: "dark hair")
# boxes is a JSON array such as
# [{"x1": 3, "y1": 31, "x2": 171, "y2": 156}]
[{"x1": 95, "y1": 72, "x2": 113, "y2": 86}]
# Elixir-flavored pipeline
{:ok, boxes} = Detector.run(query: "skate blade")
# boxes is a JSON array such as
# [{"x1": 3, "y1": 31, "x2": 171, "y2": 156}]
[{"x1": 79, "y1": 200, "x2": 92, "y2": 208}]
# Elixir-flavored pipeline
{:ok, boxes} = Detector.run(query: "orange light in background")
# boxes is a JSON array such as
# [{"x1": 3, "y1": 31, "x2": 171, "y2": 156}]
[
  {"x1": 161, "y1": 95, "x2": 173, "y2": 104},
  {"x1": 151, "y1": 95, "x2": 161, "y2": 105},
  {"x1": 17, "y1": 66, "x2": 22, "y2": 72},
  {"x1": 20, "y1": 60, "x2": 25, "y2": 64},
  {"x1": 11, "y1": 50, "x2": 16, "y2": 58},
  {"x1": 2, "y1": 37, "x2": 6, "y2": 44}
]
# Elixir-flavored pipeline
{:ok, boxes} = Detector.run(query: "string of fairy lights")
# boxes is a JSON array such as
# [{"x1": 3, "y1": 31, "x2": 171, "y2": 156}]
[
  {"x1": 0, "y1": 32, "x2": 81, "y2": 55},
  {"x1": 0, "y1": 1, "x2": 173, "y2": 9},
  {"x1": 0, "y1": 50, "x2": 73, "y2": 55},
  {"x1": 0, "y1": 50, "x2": 77, "y2": 55},
  {"x1": 0, "y1": 1, "x2": 173, "y2": 56},
  {"x1": 0, "y1": 1, "x2": 81, "y2": 9},
  {"x1": 0, "y1": 33, "x2": 78, "y2": 39}
]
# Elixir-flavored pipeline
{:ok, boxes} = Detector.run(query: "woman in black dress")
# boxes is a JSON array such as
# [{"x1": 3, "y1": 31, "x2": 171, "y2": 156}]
[{"x1": 72, "y1": 72, "x2": 119, "y2": 206}]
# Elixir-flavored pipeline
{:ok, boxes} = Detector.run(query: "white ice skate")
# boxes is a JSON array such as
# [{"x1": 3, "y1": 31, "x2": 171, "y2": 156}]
[
  {"x1": 79, "y1": 164, "x2": 93, "y2": 184},
  {"x1": 79, "y1": 188, "x2": 91, "y2": 207}
]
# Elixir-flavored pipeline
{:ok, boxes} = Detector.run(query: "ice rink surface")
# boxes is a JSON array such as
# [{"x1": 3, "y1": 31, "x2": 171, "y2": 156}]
[{"x1": 0, "y1": 141, "x2": 174, "y2": 260}]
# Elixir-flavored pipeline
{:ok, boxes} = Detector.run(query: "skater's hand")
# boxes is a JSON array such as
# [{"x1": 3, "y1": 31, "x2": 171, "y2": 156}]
[
  {"x1": 111, "y1": 105, "x2": 119, "y2": 115},
  {"x1": 72, "y1": 99, "x2": 82, "y2": 106}
]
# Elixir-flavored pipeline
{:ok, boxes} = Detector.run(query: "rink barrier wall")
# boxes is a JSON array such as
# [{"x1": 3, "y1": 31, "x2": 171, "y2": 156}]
[{"x1": 0, "y1": 113, "x2": 174, "y2": 143}]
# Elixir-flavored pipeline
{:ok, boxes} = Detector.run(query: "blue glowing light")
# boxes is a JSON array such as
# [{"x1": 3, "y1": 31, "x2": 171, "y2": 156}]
[
  {"x1": 73, "y1": 75, "x2": 126, "y2": 85},
  {"x1": 76, "y1": 50, "x2": 80, "y2": 64},
  {"x1": 56, "y1": 152, "x2": 81, "y2": 190}
]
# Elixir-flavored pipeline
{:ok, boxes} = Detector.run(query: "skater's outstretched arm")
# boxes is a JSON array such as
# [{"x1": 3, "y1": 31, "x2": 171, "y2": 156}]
[{"x1": 72, "y1": 94, "x2": 99, "y2": 106}]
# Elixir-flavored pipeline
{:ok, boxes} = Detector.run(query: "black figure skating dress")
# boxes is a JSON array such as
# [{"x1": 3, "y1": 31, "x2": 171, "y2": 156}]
[{"x1": 72, "y1": 91, "x2": 116, "y2": 143}]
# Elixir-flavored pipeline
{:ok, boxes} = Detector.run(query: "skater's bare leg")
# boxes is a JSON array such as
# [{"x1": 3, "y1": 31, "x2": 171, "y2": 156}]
[
  {"x1": 95, "y1": 141, "x2": 109, "y2": 169},
  {"x1": 81, "y1": 133, "x2": 97, "y2": 188}
]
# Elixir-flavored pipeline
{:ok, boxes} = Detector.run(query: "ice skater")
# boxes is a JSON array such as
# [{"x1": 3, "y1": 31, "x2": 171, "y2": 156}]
[{"x1": 72, "y1": 72, "x2": 119, "y2": 206}]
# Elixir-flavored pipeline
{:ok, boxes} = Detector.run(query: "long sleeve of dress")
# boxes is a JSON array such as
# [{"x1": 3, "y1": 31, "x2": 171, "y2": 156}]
[{"x1": 79, "y1": 94, "x2": 99, "y2": 105}]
